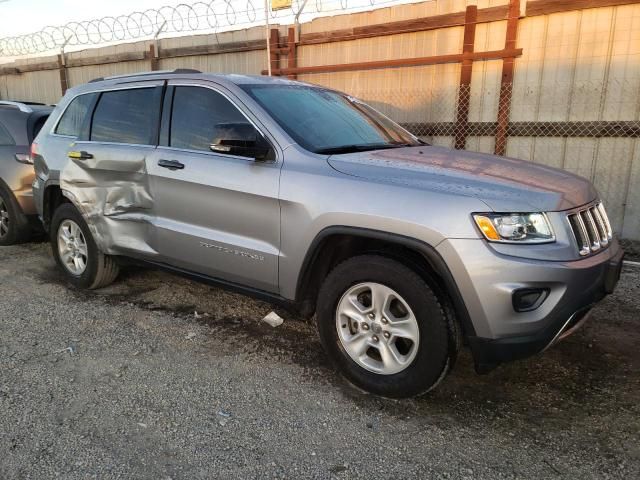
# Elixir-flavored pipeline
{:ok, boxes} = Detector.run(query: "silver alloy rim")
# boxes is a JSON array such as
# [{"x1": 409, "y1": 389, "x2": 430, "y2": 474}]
[
  {"x1": 0, "y1": 197, "x2": 9, "y2": 238},
  {"x1": 336, "y1": 282, "x2": 420, "y2": 375},
  {"x1": 57, "y1": 219, "x2": 88, "y2": 276}
]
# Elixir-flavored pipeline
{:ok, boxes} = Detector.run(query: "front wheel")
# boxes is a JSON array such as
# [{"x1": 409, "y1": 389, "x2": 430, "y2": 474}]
[
  {"x1": 316, "y1": 255, "x2": 457, "y2": 398},
  {"x1": 50, "y1": 203, "x2": 119, "y2": 289}
]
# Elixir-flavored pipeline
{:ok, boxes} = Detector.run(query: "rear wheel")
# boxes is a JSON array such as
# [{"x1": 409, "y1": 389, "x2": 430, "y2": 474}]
[
  {"x1": 0, "y1": 188, "x2": 30, "y2": 246},
  {"x1": 50, "y1": 203, "x2": 119, "y2": 289},
  {"x1": 317, "y1": 255, "x2": 457, "y2": 398}
]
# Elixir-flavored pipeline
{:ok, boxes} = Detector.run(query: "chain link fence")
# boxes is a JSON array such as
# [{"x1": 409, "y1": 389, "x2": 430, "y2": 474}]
[{"x1": 353, "y1": 79, "x2": 640, "y2": 150}]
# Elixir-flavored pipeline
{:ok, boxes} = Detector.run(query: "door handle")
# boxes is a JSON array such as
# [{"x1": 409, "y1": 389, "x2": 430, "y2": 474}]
[
  {"x1": 68, "y1": 150, "x2": 93, "y2": 160},
  {"x1": 158, "y1": 159, "x2": 185, "y2": 170}
]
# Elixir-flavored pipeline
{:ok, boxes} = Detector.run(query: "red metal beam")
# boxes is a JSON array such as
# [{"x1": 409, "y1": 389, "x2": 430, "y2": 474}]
[
  {"x1": 495, "y1": 0, "x2": 521, "y2": 156},
  {"x1": 454, "y1": 6, "x2": 478, "y2": 150},
  {"x1": 287, "y1": 27, "x2": 297, "y2": 80},
  {"x1": 57, "y1": 54, "x2": 68, "y2": 95},
  {"x1": 262, "y1": 48, "x2": 522, "y2": 76}
]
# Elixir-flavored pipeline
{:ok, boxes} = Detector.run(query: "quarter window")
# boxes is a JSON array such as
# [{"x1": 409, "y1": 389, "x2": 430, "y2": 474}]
[
  {"x1": 170, "y1": 86, "x2": 247, "y2": 152},
  {"x1": 91, "y1": 88, "x2": 160, "y2": 145},
  {"x1": 55, "y1": 93, "x2": 96, "y2": 137}
]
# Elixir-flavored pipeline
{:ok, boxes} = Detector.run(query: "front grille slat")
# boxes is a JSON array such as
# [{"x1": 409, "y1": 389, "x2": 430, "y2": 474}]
[
  {"x1": 590, "y1": 207, "x2": 608, "y2": 246},
  {"x1": 581, "y1": 210, "x2": 601, "y2": 252},
  {"x1": 568, "y1": 202, "x2": 612, "y2": 257},
  {"x1": 569, "y1": 213, "x2": 592, "y2": 256},
  {"x1": 597, "y1": 203, "x2": 613, "y2": 239}
]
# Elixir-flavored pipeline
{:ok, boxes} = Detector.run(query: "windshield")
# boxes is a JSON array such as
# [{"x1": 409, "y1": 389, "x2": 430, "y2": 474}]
[{"x1": 240, "y1": 84, "x2": 421, "y2": 154}]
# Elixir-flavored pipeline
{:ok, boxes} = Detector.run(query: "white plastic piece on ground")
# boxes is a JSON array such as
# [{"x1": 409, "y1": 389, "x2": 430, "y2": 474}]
[
  {"x1": 623, "y1": 260, "x2": 640, "y2": 268},
  {"x1": 262, "y1": 311, "x2": 284, "y2": 328}
]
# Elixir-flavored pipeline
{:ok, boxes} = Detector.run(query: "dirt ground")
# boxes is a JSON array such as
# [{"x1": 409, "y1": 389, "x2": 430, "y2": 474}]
[{"x1": 1, "y1": 241, "x2": 639, "y2": 479}]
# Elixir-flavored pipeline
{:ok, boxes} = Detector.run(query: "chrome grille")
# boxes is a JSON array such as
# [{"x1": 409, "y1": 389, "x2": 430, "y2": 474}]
[{"x1": 568, "y1": 202, "x2": 613, "y2": 256}]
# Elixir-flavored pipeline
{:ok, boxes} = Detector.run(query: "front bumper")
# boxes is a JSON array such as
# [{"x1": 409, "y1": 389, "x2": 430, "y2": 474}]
[{"x1": 437, "y1": 238, "x2": 624, "y2": 372}]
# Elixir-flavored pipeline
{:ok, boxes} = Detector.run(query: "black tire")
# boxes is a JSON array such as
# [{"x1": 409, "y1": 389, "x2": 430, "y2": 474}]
[
  {"x1": 316, "y1": 255, "x2": 457, "y2": 398},
  {"x1": 50, "y1": 203, "x2": 119, "y2": 289},
  {"x1": 0, "y1": 187, "x2": 31, "y2": 246}
]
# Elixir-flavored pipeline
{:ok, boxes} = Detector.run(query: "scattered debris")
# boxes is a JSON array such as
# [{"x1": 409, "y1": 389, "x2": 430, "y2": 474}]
[
  {"x1": 262, "y1": 311, "x2": 284, "y2": 328},
  {"x1": 54, "y1": 346, "x2": 76, "y2": 355},
  {"x1": 194, "y1": 311, "x2": 209, "y2": 319},
  {"x1": 185, "y1": 332, "x2": 197, "y2": 340},
  {"x1": 137, "y1": 423, "x2": 147, "y2": 428},
  {"x1": 329, "y1": 464, "x2": 348, "y2": 474},
  {"x1": 217, "y1": 410, "x2": 231, "y2": 426}
]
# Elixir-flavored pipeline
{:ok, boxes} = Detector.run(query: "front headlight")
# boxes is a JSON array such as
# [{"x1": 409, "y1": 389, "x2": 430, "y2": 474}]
[{"x1": 473, "y1": 213, "x2": 555, "y2": 243}]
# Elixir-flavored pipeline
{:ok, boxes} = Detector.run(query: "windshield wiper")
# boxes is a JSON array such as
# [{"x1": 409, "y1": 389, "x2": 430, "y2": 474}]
[{"x1": 314, "y1": 143, "x2": 410, "y2": 155}]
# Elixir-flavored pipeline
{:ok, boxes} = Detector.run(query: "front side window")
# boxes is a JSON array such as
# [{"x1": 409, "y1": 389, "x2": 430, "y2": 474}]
[
  {"x1": 0, "y1": 121, "x2": 14, "y2": 146},
  {"x1": 55, "y1": 93, "x2": 96, "y2": 137},
  {"x1": 240, "y1": 85, "x2": 420, "y2": 154},
  {"x1": 91, "y1": 88, "x2": 160, "y2": 145},
  {"x1": 170, "y1": 86, "x2": 248, "y2": 152}
]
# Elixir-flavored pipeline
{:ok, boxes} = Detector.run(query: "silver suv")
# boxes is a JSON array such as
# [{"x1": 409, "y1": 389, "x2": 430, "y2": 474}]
[{"x1": 32, "y1": 70, "x2": 624, "y2": 397}]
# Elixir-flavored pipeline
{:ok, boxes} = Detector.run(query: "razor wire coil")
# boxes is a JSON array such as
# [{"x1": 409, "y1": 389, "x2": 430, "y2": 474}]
[{"x1": 0, "y1": 0, "x2": 402, "y2": 56}]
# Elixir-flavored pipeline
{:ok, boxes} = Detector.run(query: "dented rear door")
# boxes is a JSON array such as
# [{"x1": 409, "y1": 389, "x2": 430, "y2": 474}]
[{"x1": 60, "y1": 83, "x2": 163, "y2": 257}]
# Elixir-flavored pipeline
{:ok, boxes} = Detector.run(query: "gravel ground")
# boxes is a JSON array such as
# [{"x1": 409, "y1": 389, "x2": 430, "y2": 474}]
[{"x1": 1, "y1": 241, "x2": 639, "y2": 479}]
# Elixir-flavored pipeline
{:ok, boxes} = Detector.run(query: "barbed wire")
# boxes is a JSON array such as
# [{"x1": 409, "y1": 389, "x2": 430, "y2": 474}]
[{"x1": 0, "y1": 0, "x2": 413, "y2": 56}]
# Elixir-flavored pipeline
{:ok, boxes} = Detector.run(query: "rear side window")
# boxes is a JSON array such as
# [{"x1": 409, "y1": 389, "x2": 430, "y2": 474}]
[
  {"x1": 55, "y1": 93, "x2": 96, "y2": 137},
  {"x1": 91, "y1": 88, "x2": 160, "y2": 145},
  {"x1": 0, "y1": 121, "x2": 14, "y2": 145},
  {"x1": 169, "y1": 86, "x2": 247, "y2": 152}
]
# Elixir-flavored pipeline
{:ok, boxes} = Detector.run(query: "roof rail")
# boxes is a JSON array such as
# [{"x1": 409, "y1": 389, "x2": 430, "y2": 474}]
[
  {"x1": 89, "y1": 68, "x2": 202, "y2": 84},
  {"x1": 0, "y1": 101, "x2": 33, "y2": 113}
]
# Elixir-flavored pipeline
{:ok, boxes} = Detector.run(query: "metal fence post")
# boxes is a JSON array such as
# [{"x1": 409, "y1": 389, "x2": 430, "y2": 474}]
[
  {"x1": 495, "y1": 0, "x2": 521, "y2": 156},
  {"x1": 454, "y1": 6, "x2": 478, "y2": 150},
  {"x1": 57, "y1": 53, "x2": 68, "y2": 95}
]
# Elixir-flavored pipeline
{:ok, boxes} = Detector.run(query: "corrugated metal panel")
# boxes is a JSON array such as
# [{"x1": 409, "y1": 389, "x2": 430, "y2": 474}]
[{"x1": 3, "y1": 69, "x2": 61, "y2": 104}]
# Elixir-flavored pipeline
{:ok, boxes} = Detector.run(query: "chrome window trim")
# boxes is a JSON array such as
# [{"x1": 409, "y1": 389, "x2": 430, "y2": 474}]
[
  {"x1": 72, "y1": 140, "x2": 157, "y2": 149},
  {"x1": 156, "y1": 145, "x2": 269, "y2": 164}
]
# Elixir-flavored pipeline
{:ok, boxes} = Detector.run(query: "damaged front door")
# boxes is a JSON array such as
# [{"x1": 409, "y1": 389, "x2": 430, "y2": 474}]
[
  {"x1": 60, "y1": 83, "x2": 163, "y2": 257},
  {"x1": 148, "y1": 83, "x2": 281, "y2": 293}
]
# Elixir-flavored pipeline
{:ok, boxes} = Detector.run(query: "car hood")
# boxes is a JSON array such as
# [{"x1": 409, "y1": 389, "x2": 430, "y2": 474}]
[{"x1": 327, "y1": 146, "x2": 597, "y2": 212}]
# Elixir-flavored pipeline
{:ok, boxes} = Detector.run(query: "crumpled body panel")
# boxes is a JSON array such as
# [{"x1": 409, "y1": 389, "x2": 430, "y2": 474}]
[{"x1": 60, "y1": 143, "x2": 157, "y2": 256}]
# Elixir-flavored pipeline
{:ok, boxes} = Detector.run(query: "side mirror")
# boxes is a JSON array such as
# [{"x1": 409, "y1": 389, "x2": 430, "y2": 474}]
[{"x1": 210, "y1": 122, "x2": 271, "y2": 161}]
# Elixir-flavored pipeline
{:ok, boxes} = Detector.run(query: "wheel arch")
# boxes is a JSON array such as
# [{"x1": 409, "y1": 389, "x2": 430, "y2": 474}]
[
  {"x1": 295, "y1": 226, "x2": 475, "y2": 338},
  {"x1": 42, "y1": 182, "x2": 68, "y2": 233}
]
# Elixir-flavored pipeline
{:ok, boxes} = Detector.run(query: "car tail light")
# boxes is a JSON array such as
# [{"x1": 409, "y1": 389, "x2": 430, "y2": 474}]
[{"x1": 25, "y1": 142, "x2": 39, "y2": 164}]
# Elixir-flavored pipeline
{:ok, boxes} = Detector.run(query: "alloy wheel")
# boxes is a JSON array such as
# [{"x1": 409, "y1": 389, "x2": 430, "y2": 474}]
[
  {"x1": 336, "y1": 282, "x2": 420, "y2": 375},
  {"x1": 57, "y1": 219, "x2": 88, "y2": 275}
]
